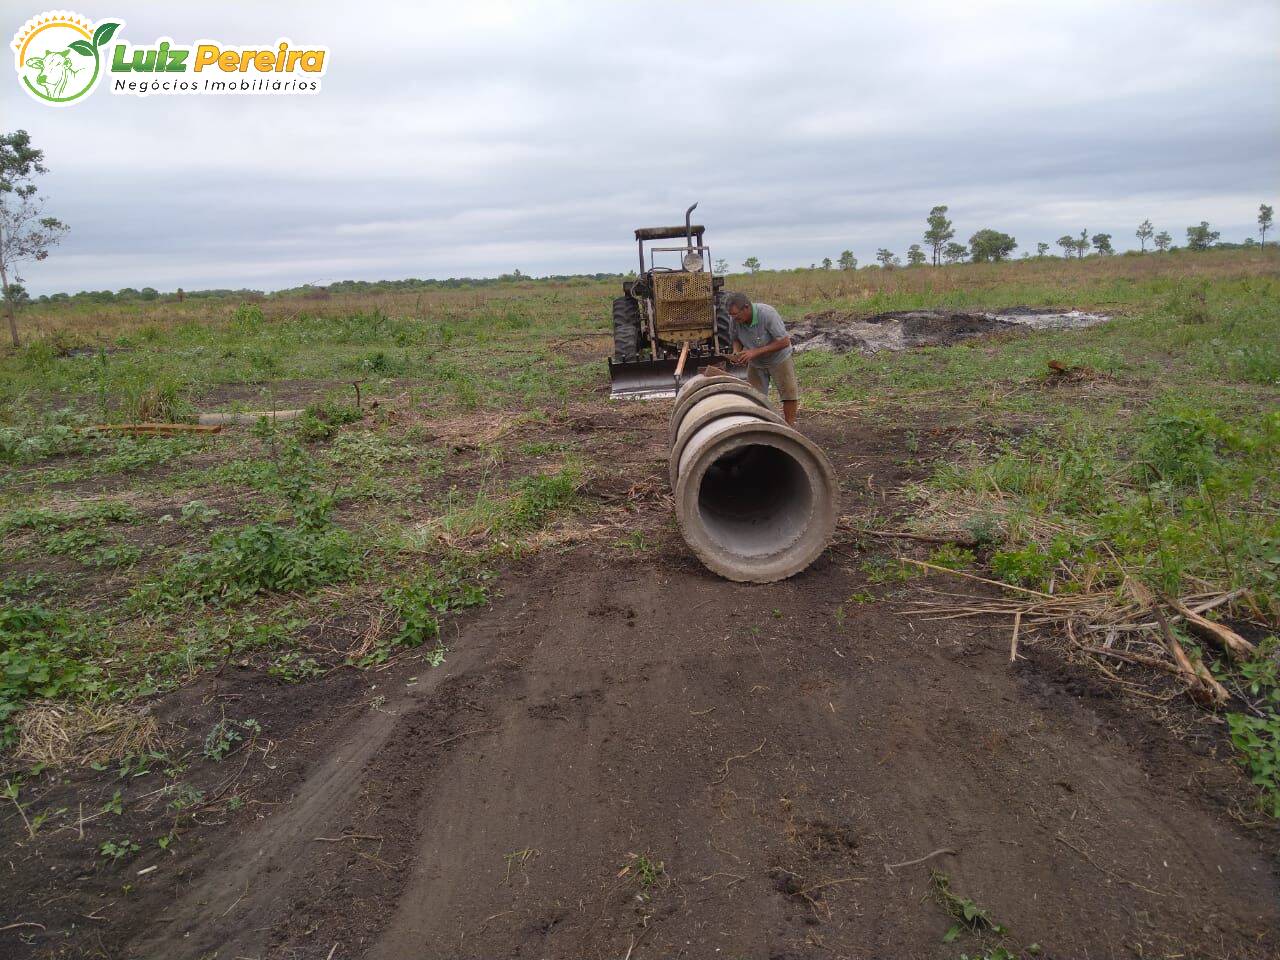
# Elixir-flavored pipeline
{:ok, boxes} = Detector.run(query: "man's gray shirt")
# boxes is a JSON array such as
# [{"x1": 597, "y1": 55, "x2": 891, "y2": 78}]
[{"x1": 731, "y1": 302, "x2": 793, "y2": 367}]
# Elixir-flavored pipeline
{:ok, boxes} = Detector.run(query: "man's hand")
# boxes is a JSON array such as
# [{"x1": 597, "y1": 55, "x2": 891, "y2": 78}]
[{"x1": 727, "y1": 348, "x2": 754, "y2": 366}]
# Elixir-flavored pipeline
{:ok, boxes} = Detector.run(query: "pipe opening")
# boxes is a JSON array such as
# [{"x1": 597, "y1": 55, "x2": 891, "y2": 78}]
[{"x1": 696, "y1": 443, "x2": 814, "y2": 558}]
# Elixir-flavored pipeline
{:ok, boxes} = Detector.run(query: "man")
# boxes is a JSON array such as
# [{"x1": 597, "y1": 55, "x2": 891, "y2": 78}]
[{"x1": 723, "y1": 292, "x2": 799, "y2": 425}]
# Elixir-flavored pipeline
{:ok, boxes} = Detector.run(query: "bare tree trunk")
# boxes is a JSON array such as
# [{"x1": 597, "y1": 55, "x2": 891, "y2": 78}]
[{"x1": 0, "y1": 264, "x2": 16, "y2": 348}]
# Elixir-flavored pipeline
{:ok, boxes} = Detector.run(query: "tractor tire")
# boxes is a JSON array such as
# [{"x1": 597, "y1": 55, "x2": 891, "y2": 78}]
[
  {"x1": 714, "y1": 293, "x2": 733, "y2": 353},
  {"x1": 612, "y1": 296, "x2": 642, "y2": 362}
]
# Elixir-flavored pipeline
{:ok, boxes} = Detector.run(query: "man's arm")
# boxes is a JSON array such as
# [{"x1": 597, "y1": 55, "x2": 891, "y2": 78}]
[{"x1": 729, "y1": 334, "x2": 790, "y2": 365}]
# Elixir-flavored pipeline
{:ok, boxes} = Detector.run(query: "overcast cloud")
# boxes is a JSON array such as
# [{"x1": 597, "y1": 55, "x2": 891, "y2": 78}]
[{"x1": 6, "y1": 0, "x2": 1279, "y2": 294}]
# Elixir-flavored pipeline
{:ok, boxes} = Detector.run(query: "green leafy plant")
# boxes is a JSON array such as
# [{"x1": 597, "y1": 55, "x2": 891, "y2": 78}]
[
  {"x1": 931, "y1": 869, "x2": 1007, "y2": 942},
  {"x1": 98, "y1": 838, "x2": 140, "y2": 863},
  {"x1": 0, "y1": 605, "x2": 100, "y2": 740},
  {"x1": 268, "y1": 652, "x2": 323, "y2": 683},
  {"x1": 385, "y1": 567, "x2": 488, "y2": 648},
  {"x1": 860, "y1": 557, "x2": 919, "y2": 584},
  {"x1": 1227, "y1": 711, "x2": 1280, "y2": 818},
  {"x1": 141, "y1": 516, "x2": 357, "y2": 608},
  {"x1": 166, "y1": 783, "x2": 205, "y2": 813},
  {"x1": 620, "y1": 852, "x2": 665, "y2": 892},
  {"x1": 929, "y1": 544, "x2": 977, "y2": 570},
  {"x1": 179, "y1": 500, "x2": 221, "y2": 525},
  {"x1": 202, "y1": 717, "x2": 261, "y2": 761}
]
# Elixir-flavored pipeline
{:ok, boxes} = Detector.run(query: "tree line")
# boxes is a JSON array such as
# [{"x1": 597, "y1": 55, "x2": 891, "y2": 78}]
[{"x1": 734, "y1": 203, "x2": 1274, "y2": 272}]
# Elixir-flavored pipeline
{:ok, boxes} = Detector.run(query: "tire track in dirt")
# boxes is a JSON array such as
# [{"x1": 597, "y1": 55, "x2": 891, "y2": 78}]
[{"x1": 126, "y1": 603, "x2": 525, "y2": 959}]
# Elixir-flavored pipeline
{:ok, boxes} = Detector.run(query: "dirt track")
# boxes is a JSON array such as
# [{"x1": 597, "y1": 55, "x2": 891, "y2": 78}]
[{"x1": 8, "y1": 410, "x2": 1280, "y2": 960}]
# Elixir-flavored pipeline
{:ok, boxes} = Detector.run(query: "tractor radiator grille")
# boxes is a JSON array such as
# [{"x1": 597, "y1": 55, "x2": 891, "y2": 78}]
[{"x1": 652, "y1": 271, "x2": 714, "y2": 337}]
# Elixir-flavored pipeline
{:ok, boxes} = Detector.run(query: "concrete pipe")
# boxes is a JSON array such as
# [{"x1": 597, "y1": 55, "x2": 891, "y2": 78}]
[
  {"x1": 668, "y1": 377, "x2": 839, "y2": 583},
  {"x1": 668, "y1": 374, "x2": 769, "y2": 445}
]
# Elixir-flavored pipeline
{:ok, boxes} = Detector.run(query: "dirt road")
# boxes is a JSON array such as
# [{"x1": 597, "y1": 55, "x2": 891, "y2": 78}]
[{"x1": 9, "y1": 412, "x2": 1279, "y2": 960}]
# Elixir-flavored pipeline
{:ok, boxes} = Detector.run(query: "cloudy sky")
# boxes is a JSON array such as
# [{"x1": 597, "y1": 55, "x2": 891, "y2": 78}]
[{"x1": 7, "y1": 0, "x2": 1279, "y2": 294}]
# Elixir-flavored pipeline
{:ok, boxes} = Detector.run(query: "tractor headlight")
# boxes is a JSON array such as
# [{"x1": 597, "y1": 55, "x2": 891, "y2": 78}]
[{"x1": 682, "y1": 251, "x2": 704, "y2": 272}]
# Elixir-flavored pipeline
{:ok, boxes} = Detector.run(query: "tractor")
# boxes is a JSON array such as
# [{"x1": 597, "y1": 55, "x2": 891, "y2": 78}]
[{"x1": 608, "y1": 203, "x2": 737, "y2": 398}]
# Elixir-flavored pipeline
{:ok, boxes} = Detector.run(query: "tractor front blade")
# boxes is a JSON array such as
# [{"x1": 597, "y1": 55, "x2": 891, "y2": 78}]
[{"x1": 607, "y1": 358, "x2": 746, "y2": 400}]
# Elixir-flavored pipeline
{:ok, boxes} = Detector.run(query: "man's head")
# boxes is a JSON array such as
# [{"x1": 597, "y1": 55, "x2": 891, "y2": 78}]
[{"x1": 725, "y1": 291, "x2": 752, "y2": 325}]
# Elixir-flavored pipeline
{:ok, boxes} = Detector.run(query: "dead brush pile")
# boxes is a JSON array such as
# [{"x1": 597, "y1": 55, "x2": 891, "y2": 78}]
[{"x1": 878, "y1": 397, "x2": 1279, "y2": 810}]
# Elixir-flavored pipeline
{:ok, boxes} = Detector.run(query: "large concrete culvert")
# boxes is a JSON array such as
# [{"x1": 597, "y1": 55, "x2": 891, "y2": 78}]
[{"x1": 669, "y1": 375, "x2": 839, "y2": 583}]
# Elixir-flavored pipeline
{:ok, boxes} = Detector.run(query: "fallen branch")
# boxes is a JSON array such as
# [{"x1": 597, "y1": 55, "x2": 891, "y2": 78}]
[
  {"x1": 86, "y1": 422, "x2": 221, "y2": 434},
  {"x1": 1055, "y1": 833, "x2": 1163, "y2": 896},
  {"x1": 1078, "y1": 645, "x2": 1184, "y2": 677},
  {"x1": 1129, "y1": 580, "x2": 1228, "y2": 708},
  {"x1": 898, "y1": 557, "x2": 1053, "y2": 598},
  {"x1": 839, "y1": 524, "x2": 977, "y2": 548},
  {"x1": 883, "y1": 847, "x2": 957, "y2": 875},
  {"x1": 432, "y1": 727, "x2": 496, "y2": 747},
  {"x1": 1164, "y1": 594, "x2": 1255, "y2": 661},
  {"x1": 712, "y1": 739, "x2": 766, "y2": 785},
  {"x1": 197, "y1": 409, "x2": 305, "y2": 426}
]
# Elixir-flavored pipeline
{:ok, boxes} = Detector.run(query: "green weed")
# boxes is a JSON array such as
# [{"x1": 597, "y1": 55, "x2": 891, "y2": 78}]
[
  {"x1": 1228, "y1": 712, "x2": 1280, "y2": 818},
  {"x1": 620, "y1": 852, "x2": 665, "y2": 891},
  {"x1": 202, "y1": 717, "x2": 260, "y2": 761},
  {"x1": 931, "y1": 869, "x2": 1007, "y2": 942},
  {"x1": 268, "y1": 652, "x2": 323, "y2": 683},
  {"x1": 928, "y1": 544, "x2": 976, "y2": 570},
  {"x1": 98, "y1": 838, "x2": 141, "y2": 862},
  {"x1": 0, "y1": 605, "x2": 102, "y2": 740}
]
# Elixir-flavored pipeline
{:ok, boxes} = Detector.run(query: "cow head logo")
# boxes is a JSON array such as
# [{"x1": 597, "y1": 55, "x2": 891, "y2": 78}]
[{"x1": 12, "y1": 12, "x2": 121, "y2": 105}]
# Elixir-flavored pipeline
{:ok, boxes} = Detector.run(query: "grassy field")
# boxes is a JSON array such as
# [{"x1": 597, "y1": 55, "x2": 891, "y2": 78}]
[{"x1": 2, "y1": 247, "x2": 1279, "y2": 822}]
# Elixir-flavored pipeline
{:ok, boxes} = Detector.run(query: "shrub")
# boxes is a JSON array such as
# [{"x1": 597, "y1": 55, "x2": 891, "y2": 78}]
[
  {"x1": 149, "y1": 520, "x2": 358, "y2": 607},
  {"x1": 384, "y1": 568, "x2": 489, "y2": 648},
  {"x1": 0, "y1": 606, "x2": 101, "y2": 739}
]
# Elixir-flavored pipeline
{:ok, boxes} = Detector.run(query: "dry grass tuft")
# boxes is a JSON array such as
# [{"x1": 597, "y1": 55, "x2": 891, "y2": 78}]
[{"x1": 12, "y1": 701, "x2": 166, "y2": 768}]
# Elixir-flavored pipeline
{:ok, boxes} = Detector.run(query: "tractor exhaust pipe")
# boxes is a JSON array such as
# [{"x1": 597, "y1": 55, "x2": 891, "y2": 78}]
[{"x1": 668, "y1": 376, "x2": 839, "y2": 583}]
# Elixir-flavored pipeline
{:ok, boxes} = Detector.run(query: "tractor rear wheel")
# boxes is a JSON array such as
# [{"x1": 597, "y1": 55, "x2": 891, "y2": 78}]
[
  {"x1": 612, "y1": 296, "x2": 642, "y2": 362},
  {"x1": 714, "y1": 293, "x2": 733, "y2": 353}
]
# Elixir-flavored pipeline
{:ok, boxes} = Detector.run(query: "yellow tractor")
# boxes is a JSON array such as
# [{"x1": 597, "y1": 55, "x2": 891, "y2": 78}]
[{"x1": 608, "y1": 203, "x2": 735, "y2": 398}]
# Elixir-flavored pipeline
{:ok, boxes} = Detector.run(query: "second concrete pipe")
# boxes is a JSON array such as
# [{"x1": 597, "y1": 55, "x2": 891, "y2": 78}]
[{"x1": 668, "y1": 375, "x2": 839, "y2": 583}]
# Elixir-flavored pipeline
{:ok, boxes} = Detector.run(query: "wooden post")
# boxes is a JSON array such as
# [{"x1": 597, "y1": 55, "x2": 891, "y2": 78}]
[{"x1": 674, "y1": 340, "x2": 691, "y2": 379}]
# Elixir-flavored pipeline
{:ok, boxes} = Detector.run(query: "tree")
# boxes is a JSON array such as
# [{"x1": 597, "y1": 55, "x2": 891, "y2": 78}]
[
  {"x1": 906, "y1": 243, "x2": 927, "y2": 266},
  {"x1": 837, "y1": 250, "x2": 856, "y2": 270},
  {"x1": 821, "y1": 257, "x2": 832, "y2": 270},
  {"x1": 713, "y1": 258, "x2": 729, "y2": 274},
  {"x1": 1260, "y1": 204, "x2": 1274, "y2": 249},
  {"x1": 1057, "y1": 235, "x2": 1075, "y2": 257},
  {"x1": 1185, "y1": 221, "x2": 1219, "y2": 251},
  {"x1": 1091, "y1": 233, "x2": 1114, "y2": 256},
  {"x1": 1075, "y1": 229, "x2": 1089, "y2": 259},
  {"x1": 1036, "y1": 242, "x2": 1049, "y2": 257},
  {"x1": 742, "y1": 256, "x2": 760, "y2": 273},
  {"x1": 1136, "y1": 219, "x2": 1154, "y2": 252},
  {"x1": 942, "y1": 241, "x2": 968, "y2": 264},
  {"x1": 3, "y1": 282, "x2": 29, "y2": 311},
  {"x1": 968, "y1": 229, "x2": 1017, "y2": 263},
  {"x1": 1154, "y1": 230, "x2": 1172, "y2": 252},
  {"x1": 0, "y1": 130, "x2": 69, "y2": 347},
  {"x1": 924, "y1": 205, "x2": 955, "y2": 266},
  {"x1": 875, "y1": 248, "x2": 897, "y2": 268},
  {"x1": 139, "y1": 286, "x2": 158, "y2": 301}
]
